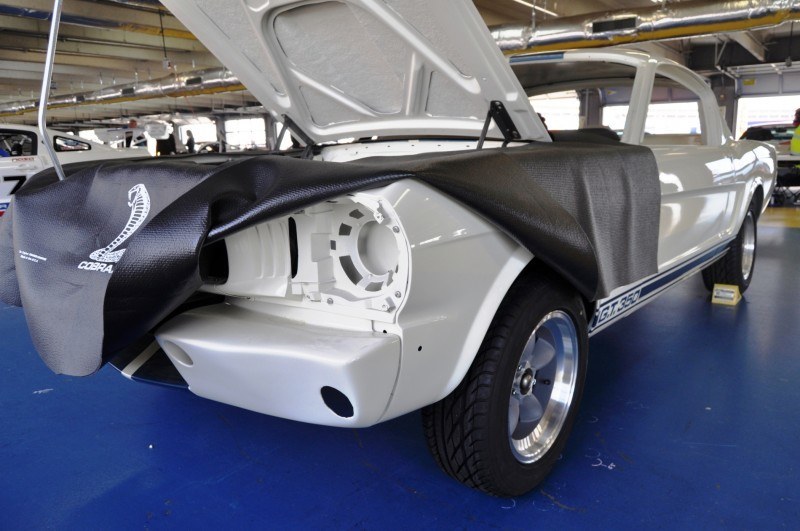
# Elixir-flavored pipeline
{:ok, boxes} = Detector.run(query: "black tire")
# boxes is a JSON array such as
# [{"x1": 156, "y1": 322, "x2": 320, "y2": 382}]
[
  {"x1": 422, "y1": 268, "x2": 588, "y2": 497},
  {"x1": 701, "y1": 202, "x2": 757, "y2": 294}
]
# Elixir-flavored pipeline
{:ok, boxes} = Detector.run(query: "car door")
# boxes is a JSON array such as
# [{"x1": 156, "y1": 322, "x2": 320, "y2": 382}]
[{"x1": 632, "y1": 64, "x2": 737, "y2": 271}]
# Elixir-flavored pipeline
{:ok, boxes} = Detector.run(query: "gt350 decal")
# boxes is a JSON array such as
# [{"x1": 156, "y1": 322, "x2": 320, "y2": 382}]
[{"x1": 592, "y1": 289, "x2": 641, "y2": 328}]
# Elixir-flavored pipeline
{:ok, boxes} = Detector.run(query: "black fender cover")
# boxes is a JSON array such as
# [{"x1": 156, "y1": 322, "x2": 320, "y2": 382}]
[{"x1": 0, "y1": 142, "x2": 660, "y2": 376}]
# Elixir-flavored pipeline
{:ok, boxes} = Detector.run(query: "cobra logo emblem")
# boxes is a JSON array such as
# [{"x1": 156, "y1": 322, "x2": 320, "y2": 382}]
[{"x1": 90, "y1": 183, "x2": 150, "y2": 263}]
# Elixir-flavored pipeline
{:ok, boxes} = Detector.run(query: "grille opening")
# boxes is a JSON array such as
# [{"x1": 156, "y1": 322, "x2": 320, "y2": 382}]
[
  {"x1": 338, "y1": 224, "x2": 352, "y2": 236},
  {"x1": 289, "y1": 217, "x2": 299, "y2": 278},
  {"x1": 349, "y1": 209, "x2": 364, "y2": 219},
  {"x1": 198, "y1": 239, "x2": 229, "y2": 284}
]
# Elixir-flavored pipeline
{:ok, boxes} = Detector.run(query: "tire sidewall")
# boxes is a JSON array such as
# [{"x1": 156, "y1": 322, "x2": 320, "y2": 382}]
[
  {"x1": 734, "y1": 206, "x2": 757, "y2": 292},
  {"x1": 483, "y1": 281, "x2": 589, "y2": 496}
]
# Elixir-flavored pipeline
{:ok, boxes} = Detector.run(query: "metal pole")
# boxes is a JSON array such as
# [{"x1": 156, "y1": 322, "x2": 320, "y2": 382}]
[{"x1": 38, "y1": 0, "x2": 66, "y2": 182}]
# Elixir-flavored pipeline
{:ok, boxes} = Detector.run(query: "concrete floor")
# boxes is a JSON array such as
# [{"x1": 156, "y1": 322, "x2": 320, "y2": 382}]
[{"x1": 2, "y1": 207, "x2": 799, "y2": 528}]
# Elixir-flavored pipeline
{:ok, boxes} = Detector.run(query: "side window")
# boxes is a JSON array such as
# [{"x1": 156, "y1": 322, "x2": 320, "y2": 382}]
[
  {"x1": 641, "y1": 71, "x2": 706, "y2": 146},
  {"x1": 0, "y1": 130, "x2": 37, "y2": 156},
  {"x1": 528, "y1": 90, "x2": 580, "y2": 130},
  {"x1": 602, "y1": 104, "x2": 629, "y2": 133},
  {"x1": 54, "y1": 136, "x2": 91, "y2": 152},
  {"x1": 599, "y1": 85, "x2": 636, "y2": 137}
]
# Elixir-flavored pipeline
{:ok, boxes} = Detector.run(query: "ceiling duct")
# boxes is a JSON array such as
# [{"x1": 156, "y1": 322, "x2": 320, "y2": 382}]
[
  {"x1": 492, "y1": 0, "x2": 800, "y2": 53},
  {"x1": 0, "y1": 68, "x2": 245, "y2": 118}
]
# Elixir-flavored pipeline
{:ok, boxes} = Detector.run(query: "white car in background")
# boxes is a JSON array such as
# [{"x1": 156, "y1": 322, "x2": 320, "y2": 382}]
[
  {"x1": 0, "y1": 124, "x2": 138, "y2": 217},
  {"x1": 738, "y1": 123, "x2": 800, "y2": 204},
  {"x1": 2, "y1": 0, "x2": 776, "y2": 497}
]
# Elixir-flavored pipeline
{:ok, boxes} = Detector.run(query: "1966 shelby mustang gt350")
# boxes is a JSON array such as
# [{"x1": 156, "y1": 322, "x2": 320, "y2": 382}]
[{"x1": 0, "y1": 0, "x2": 775, "y2": 496}]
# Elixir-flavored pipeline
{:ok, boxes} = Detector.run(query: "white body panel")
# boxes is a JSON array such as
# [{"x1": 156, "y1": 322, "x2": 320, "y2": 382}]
[
  {"x1": 158, "y1": 179, "x2": 532, "y2": 426},
  {"x1": 157, "y1": 305, "x2": 401, "y2": 427},
  {"x1": 0, "y1": 124, "x2": 142, "y2": 215}
]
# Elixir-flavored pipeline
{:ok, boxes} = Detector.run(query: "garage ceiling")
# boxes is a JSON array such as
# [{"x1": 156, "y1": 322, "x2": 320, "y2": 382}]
[{"x1": 0, "y1": 0, "x2": 797, "y2": 127}]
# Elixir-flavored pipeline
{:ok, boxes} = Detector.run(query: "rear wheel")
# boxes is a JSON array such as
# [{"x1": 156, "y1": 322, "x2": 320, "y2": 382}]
[
  {"x1": 422, "y1": 269, "x2": 588, "y2": 497},
  {"x1": 701, "y1": 202, "x2": 757, "y2": 293}
]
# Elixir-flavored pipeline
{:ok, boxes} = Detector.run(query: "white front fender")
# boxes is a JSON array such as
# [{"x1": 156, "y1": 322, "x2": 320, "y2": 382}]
[{"x1": 376, "y1": 180, "x2": 533, "y2": 421}]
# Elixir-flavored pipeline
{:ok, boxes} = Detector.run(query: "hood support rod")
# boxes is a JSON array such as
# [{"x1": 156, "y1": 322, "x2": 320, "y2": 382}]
[{"x1": 38, "y1": 0, "x2": 66, "y2": 182}]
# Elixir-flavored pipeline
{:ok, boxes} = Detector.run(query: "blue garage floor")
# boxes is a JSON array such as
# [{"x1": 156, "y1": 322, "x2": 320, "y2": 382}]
[{"x1": 2, "y1": 208, "x2": 799, "y2": 529}]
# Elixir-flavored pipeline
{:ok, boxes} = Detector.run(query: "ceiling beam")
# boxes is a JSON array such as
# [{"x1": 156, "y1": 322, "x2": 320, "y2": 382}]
[
  {"x1": 475, "y1": 0, "x2": 621, "y2": 24},
  {"x1": 12, "y1": 96, "x2": 262, "y2": 123},
  {"x1": 0, "y1": 49, "x2": 210, "y2": 76},
  {"x1": 729, "y1": 31, "x2": 767, "y2": 62},
  {"x1": 474, "y1": 0, "x2": 531, "y2": 25},
  {"x1": 0, "y1": 0, "x2": 195, "y2": 39},
  {"x1": 0, "y1": 33, "x2": 217, "y2": 65},
  {"x1": 690, "y1": 34, "x2": 800, "y2": 70},
  {"x1": 0, "y1": 68, "x2": 114, "y2": 82},
  {"x1": 0, "y1": 59, "x2": 122, "y2": 77},
  {"x1": 0, "y1": 14, "x2": 207, "y2": 53}
]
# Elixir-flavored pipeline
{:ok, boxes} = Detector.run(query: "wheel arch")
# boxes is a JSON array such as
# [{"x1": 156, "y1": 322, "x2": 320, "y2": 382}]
[
  {"x1": 751, "y1": 183, "x2": 765, "y2": 220},
  {"x1": 381, "y1": 248, "x2": 590, "y2": 423},
  {"x1": 420, "y1": 260, "x2": 590, "y2": 496}
]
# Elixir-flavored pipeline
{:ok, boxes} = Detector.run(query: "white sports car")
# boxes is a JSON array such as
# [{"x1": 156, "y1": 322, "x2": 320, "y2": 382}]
[
  {"x1": 0, "y1": 0, "x2": 775, "y2": 497},
  {"x1": 0, "y1": 123, "x2": 138, "y2": 217}
]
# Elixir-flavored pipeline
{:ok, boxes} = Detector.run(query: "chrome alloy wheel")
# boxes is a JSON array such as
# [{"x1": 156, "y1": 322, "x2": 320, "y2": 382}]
[
  {"x1": 741, "y1": 211, "x2": 756, "y2": 281},
  {"x1": 508, "y1": 310, "x2": 579, "y2": 464}
]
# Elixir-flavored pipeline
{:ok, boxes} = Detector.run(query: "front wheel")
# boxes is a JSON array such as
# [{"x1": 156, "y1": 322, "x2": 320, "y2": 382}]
[
  {"x1": 422, "y1": 269, "x2": 588, "y2": 497},
  {"x1": 701, "y1": 202, "x2": 757, "y2": 293}
]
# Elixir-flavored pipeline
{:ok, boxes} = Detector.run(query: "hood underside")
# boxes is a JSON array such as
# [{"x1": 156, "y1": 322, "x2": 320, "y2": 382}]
[{"x1": 159, "y1": 0, "x2": 548, "y2": 143}]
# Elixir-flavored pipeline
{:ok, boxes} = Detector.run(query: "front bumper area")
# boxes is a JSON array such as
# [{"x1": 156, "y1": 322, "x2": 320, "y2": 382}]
[{"x1": 155, "y1": 303, "x2": 401, "y2": 427}]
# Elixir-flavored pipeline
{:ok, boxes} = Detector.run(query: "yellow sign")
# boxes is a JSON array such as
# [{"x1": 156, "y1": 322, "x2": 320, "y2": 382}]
[{"x1": 712, "y1": 284, "x2": 742, "y2": 306}]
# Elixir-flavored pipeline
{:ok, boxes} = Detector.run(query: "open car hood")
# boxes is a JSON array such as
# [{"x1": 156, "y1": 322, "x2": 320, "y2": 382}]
[{"x1": 159, "y1": 0, "x2": 548, "y2": 144}]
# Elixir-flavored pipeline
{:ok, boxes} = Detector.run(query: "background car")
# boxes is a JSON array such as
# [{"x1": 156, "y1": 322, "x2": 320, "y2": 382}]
[
  {"x1": 739, "y1": 123, "x2": 800, "y2": 204},
  {"x1": 0, "y1": 124, "x2": 145, "y2": 217}
]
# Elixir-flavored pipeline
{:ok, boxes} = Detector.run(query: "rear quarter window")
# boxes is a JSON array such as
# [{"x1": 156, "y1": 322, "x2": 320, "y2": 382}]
[{"x1": 54, "y1": 136, "x2": 92, "y2": 152}]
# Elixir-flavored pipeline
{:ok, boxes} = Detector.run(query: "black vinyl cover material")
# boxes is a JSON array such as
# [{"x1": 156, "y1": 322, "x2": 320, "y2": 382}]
[{"x1": 0, "y1": 142, "x2": 660, "y2": 376}]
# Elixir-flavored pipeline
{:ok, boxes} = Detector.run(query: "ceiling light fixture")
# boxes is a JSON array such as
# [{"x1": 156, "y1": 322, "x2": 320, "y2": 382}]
[{"x1": 512, "y1": 0, "x2": 558, "y2": 17}]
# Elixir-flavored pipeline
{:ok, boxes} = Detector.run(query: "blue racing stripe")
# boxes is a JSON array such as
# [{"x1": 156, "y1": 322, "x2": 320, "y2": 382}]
[{"x1": 589, "y1": 242, "x2": 729, "y2": 333}]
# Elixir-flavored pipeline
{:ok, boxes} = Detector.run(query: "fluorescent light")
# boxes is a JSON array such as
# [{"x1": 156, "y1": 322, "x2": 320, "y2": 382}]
[{"x1": 512, "y1": 0, "x2": 559, "y2": 17}]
